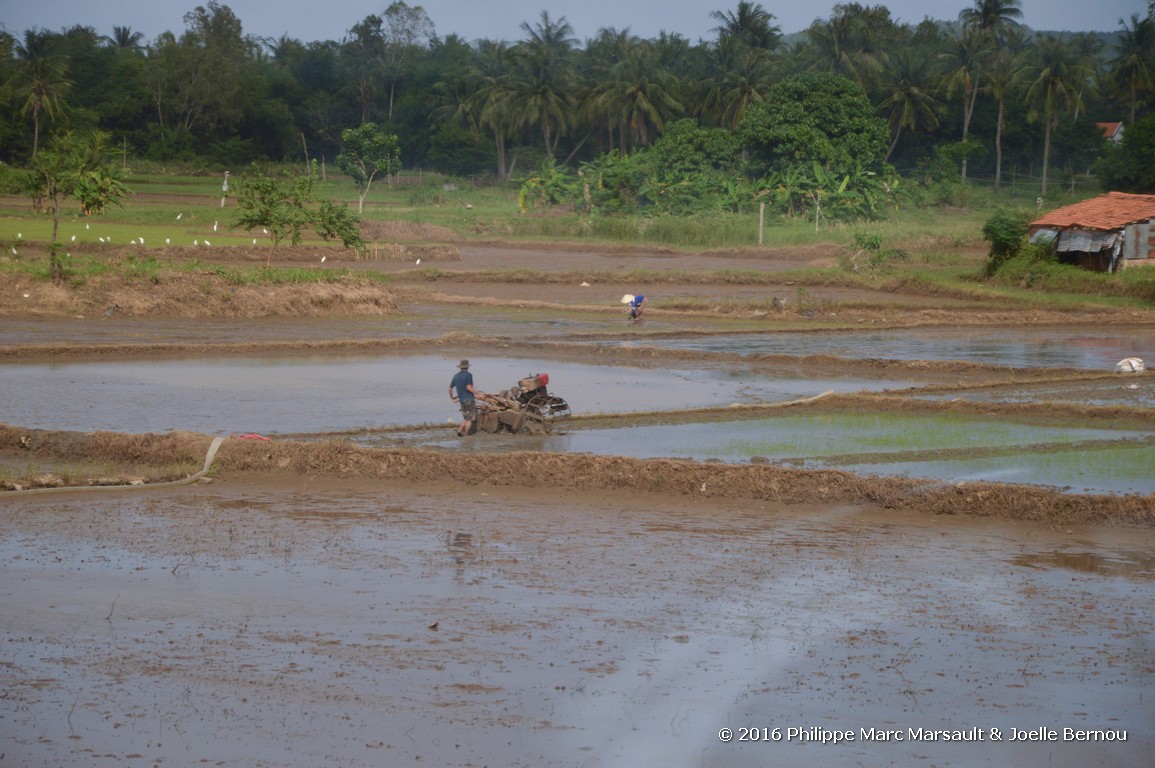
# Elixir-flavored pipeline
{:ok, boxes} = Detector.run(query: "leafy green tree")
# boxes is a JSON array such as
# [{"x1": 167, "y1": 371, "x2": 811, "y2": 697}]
[
  {"x1": 335, "y1": 122, "x2": 401, "y2": 213},
  {"x1": 426, "y1": 123, "x2": 495, "y2": 176},
  {"x1": 738, "y1": 72, "x2": 888, "y2": 176},
  {"x1": 382, "y1": 1, "x2": 436, "y2": 120},
  {"x1": 981, "y1": 208, "x2": 1032, "y2": 273},
  {"x1": 74, "y1": 167, "x2": 128, "y2": 215},
  {"x1": 30, "y1": 130, "x2": 127, "y2": 280},
  {"x1": 342, "y1": 15, "x2": 386, "y2": 125},
  {"x1": 1094, "y1": 113, "x2": 1155, "y2": 192},
  {"x1": 233, "y1": 162, "x2": 364, "y2": 266}
]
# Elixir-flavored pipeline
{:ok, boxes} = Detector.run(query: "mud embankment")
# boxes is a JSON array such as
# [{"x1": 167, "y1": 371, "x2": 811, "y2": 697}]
[{"x1": 3, "y1": 425, "x2": 1152, "y2": 526}]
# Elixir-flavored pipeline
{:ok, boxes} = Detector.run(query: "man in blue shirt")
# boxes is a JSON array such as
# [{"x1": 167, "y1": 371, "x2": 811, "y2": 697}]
[
  {"x1": 628, "y1": 294, "x2": 646, "y2": 320},
  {"x1": 449, "y1": 359, "x2": 483, "y2": 436}
]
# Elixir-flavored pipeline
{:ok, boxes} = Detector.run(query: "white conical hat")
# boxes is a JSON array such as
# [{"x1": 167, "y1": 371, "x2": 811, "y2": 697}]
[{"x1": 620, "y1": 294, "x2": 635, "y2": 304}]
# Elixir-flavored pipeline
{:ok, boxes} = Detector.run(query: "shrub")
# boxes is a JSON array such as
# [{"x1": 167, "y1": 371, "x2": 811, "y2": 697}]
[{"x1": 981, "y1": 209, "x2": 1032, "y2": 274}]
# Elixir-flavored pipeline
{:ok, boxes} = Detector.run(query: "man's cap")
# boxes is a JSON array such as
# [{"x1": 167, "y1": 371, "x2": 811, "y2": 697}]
[{"x1": 458, "y1": 359, "x2": 470, "y2": 369}]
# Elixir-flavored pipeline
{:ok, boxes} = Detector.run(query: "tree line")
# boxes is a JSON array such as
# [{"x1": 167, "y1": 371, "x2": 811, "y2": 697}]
[{"x1": 2, "y1": 0, "x2": 1154, "y2": 199}]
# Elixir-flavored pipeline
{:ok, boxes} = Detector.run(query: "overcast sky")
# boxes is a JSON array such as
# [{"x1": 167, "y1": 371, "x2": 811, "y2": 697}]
[{"x1": 2, "y1": 0, "x2": 1145, "y2": 45}]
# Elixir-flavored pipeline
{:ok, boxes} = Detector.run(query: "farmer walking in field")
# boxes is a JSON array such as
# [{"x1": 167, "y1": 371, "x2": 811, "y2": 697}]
[{"x1": 449, "y1": 359, "x2": 484, "y2": 436}]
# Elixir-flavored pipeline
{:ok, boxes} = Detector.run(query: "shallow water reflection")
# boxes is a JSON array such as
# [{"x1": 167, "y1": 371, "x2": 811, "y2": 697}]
[
  {"x1": 607, "y1": 327, "x2": 1155, "y2": 370},
  {"x1": 0, "y1": 353, "x2": 913, "y2": 434}
]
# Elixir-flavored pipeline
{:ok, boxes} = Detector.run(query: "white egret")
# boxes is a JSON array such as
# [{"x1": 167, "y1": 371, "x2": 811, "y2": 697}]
[
  {"x1": 177, "y1": 213, "x2": 183, "y2": 220},
  {"x1": 165, "y1": 238, "x2": 171, "y2": 245}
]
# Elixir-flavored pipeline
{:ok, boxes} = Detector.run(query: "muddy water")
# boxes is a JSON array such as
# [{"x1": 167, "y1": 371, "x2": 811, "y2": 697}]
[
  {"x1": 1, "y1": 483, "x2": 1151, "y2": 768},
  {"x1": 0, "y1": 353, "x2": 915, "y2": 434},
  {"x1": 4, "y1": 311, "x2": 1153, "y2": 371},
  {"x1": 607, "y1": 327, "x2": 1155, "y2": 370}
]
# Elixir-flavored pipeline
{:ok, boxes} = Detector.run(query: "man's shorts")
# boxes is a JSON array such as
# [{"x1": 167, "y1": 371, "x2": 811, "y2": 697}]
[{"x1": 459, "y1": 398, "x2": 477, "y2": 419}]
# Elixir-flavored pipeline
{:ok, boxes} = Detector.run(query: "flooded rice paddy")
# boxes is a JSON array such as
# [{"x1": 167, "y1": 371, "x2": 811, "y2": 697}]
[
  {"x1": 369, "y1": 412, "x2": 1155, "y2": 495},
  {"x1": 2, "y1": 323, "x2": 1153, "y2": 495},
  {"x1": 603, "y1": 326, "x2": 1155, "y2": 370},
  {"x1": 2, "y1": 484, "x2": 1152, "y2": 768},
  {"x1": 0, "y1": 352, "x2": 917, "y2": 434}
]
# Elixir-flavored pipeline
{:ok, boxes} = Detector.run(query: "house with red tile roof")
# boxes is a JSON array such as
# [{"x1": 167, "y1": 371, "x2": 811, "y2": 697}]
[
  {"x1": 1030, "y1": 191, "x2": 1155, "y2": 272},
  {"x1": 1096, "y1": 122, "x2": 1124, "y2": 143}
]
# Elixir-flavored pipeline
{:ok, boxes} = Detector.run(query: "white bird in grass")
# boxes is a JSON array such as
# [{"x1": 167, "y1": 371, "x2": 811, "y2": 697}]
[
  {"x1": 204, "y1": 239, "x2": 211, "y2": 246},
  {"x1": 177, "y1": 213, "x2": 183, "y2": 220},
  {"x1": 71, "y1": 235, "x2": 76, "y2": 242},
  {"x1": 213, "y1": 221, "x2": 218, "y2": 232},
  {"x1": 16, "y1": 233, "x2": 21, "y2": 239},
  {"x1": 416, "y1": 258, "x2": 421, "y2": 265},
  {"x1": 320, "y1": 256, "x2": 326, "y2": 263},
  {"x1": 165, "y1": 238, "x2": 171, "y2": 245},
  {"x1": 253, "y1": 238, "x2": 257, "y2": 245},
  {"x1": 194, "y1": 240, "x2": 199, "y2": 246}
]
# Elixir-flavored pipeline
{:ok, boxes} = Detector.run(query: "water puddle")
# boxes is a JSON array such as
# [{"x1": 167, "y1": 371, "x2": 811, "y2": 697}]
[{"x1": 1012, "y1": 550, "x2": 1155, "y2": 580}]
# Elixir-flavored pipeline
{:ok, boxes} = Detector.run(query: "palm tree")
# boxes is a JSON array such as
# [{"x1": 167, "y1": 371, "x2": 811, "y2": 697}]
[
  {"x1": 588, "y1": 41, "x2": 682, "y2": 152},
  {"x1": 938, "y1": 27, "x2": 991, "y2": 180},
  {"x1": 15, "y1": 30, "x2": 72, "y2": 158},
  {"x1": 430, "y1": 39, "x2": 519, "y2": 178},
  {"x1": 877, "y1": 49, "x2": 942, "y2": 162},
  {"x1": 983, "y1": 27, "x2": 1030, "y2": 190},
  {"x1": 509, "y1": 11, "x2": 577, "y2": 158},
  {"x1": 1110, "y1": 13, "x2": 1155, "y2": 123},
  {"x1": 700, "y1": 39, "x2": 775, "y2": 130},
  {"x1": 710, "y1": 2, "x2": 781, "y2": 51},
  {"x1": 1026, "y1": 33, "x2": 1092, "y2": 194},
  {"x1": 959, "y1": 0, "x2": 1024, "y2": 41},
  {"x1": 107, "y1": 26, "x2": 145, "y2": 51},
  {"x1": 804, "y1": 5, "x2": 894, "y2": 92}
]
